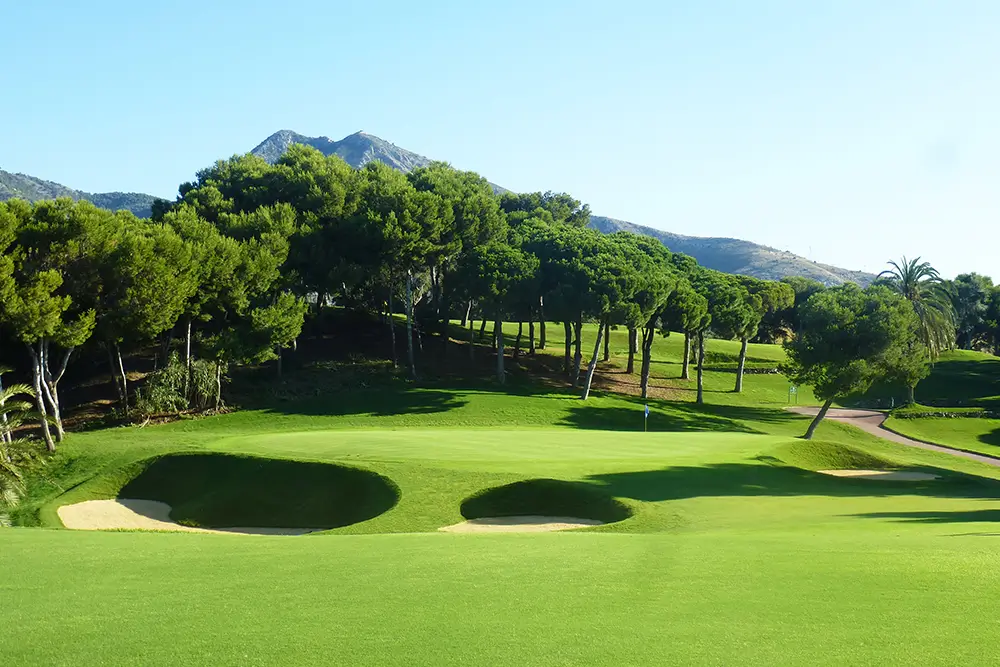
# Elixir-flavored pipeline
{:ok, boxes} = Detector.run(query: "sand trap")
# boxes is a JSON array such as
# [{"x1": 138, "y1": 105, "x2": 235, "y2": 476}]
[
  {"x1": 438, "y1": 515, "x2": 604, "y2": 533},
  {"x1": 57, "y1": 499, "x2": 316, "y2": 535},
  {"x1": 818, "y1": 469, "x2": 940, "y2": 481}
]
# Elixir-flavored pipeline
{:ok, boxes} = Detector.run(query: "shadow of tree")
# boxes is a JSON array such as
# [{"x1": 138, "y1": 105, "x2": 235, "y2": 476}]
[
  {"x1": 852, "y1": 509, "x2": 1000, "y2": 524},
  {"x1": 585, "y1": 462, "x2": 1000, "y2": 503},
  {"x1": 559, "y1": 404, "x2": 757, "y2": 433},
  {"x1": 242, "y1": 386, "x2": 470, "y2": 418},
  {"x1": 979, "y1": 427, "x2": 1000, "y2": 448}
]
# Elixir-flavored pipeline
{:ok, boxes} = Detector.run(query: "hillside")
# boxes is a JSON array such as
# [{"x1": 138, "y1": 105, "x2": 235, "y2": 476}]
[
  {"x1": 0, "y1": 169, "x2": 156, "y2": 218},
  {"x1": 589, "y1": 215, "x2": 875, "y2": 286}
]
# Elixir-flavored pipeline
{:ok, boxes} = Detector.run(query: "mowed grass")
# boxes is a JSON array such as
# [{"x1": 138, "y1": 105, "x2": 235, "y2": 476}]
[
  {"x1": 6, "y1": 332, "x2": 1000, "y2": 665},
  {"x1": 886, "y1": 416, "x2": 1000, "y2": 458}
]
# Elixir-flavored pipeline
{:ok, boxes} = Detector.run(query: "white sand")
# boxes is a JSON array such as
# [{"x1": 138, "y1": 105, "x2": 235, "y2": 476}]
[
  {"x1": 817, "y1": 469, "x2": 940, "y2": 481},
  {"x1": 57, "y1": 499, "x2": 316, "y2": 535},
  {"x1": 438, "y1": 515, "x2": 604, "y2": 533}
]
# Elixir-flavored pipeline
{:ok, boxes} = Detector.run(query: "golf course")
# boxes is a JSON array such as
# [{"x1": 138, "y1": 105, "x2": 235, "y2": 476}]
[{"x1": 5, "y1": 326, "x2": 1000, "y2": 666}]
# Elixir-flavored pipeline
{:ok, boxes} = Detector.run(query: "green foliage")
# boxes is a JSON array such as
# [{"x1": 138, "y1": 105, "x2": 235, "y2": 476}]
[
  {"x1": 876, "y1": 256, "x2": 955, "y2": 356},
  {"x1": 134, "y1": 353, "x2": 220, "y2": 416},
  {"x1": 782, "y1": 284, "x2": 926, "y2": 404}
]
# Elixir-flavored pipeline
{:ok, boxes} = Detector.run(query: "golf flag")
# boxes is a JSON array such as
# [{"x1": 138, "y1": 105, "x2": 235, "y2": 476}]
[{"x1": 644, "y1": 404, "x2": 649, "y2": 418}]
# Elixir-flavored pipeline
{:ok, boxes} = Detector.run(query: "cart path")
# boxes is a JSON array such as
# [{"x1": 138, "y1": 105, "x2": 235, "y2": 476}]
[{"x1": 786, "y1": 407, "x2": 1000, "y2": 468}]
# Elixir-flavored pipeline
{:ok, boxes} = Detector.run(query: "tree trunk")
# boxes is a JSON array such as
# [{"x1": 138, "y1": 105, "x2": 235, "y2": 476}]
[
  {"x1": 159, "y1": 326, "x2": 173, "y2": 369},
  {"x1": 640, "y1": 326, "x2": 654, "y2": 399},
  {"x1": 682, "y1": 331, "x2": 691, "y2": 380},
  {"x1": 388, "y1": 287, "x2": 398, "y2": 368},
  {"x1": 462, "y1": 299, "x2": 472, "y2": 328},
  {"x1": 572, "y1": 318, "x2": 583, "y2": 387},
  {"x1": 184, "y1": 317, "x2": 193, "y2": 398},
  {"x1": 0, "y1": 373, "x2": 10, "y2": 444},
  {"x1": 581, "y1": 319, "x2": 605, "y2": 400},
  {"x1": 602, "y1": 321, "x2": 610, "y2": 362},
  {"x1": 735, "y1": 337, "x2": 748, "y2": 393},
  {"x1": 39, "y1": 340, "x2": 68, "y2": 442},
  {"x1": 696, "y1": 330, "x2": 705, "y2": 405},
  {"x1": 626, "y1": 327, "x2": 637, "y2": 374},
  {"x1": 405, "y1": 271, "x2": 417, "y2": 380},
  {"x1": 26, "y1": 345, "x2": 54, "y2": 452},
  {"x1": 538, "y1": 295, "x2": 546, "y2": 349},
  {"x1": 106, "y1": 343, "x2": 125, "y2": 403},
  {"x1": 491, "y1": 320, "x2": 498, "y2": 352},
  {"x1": 479, "y1": 317, "x2": 488, "y2": 342},
  {"x1": 214, "y1": 362, "x2": 223, "y2": 411},
  {"x1": 468, "y1": 313, "x2": 476, "y2": 360},
  {"x1": 907, "y1": 384, "x2": 915, "y2": 405},
  {"x1": 563, "y1": 321, "x2": 572, "y2": 374},
  {"x1": 115, "y1": 343, "x2": 128, "y2": 411},
  {"x1": 804, "y1": 398, "x2": 834, "y2": 440},
  {"x1": 495, "y1": 314, "x2": 505, "y2": 384},
  {"x1": 514, "y1": 321, "x2": 523, "y2": 359},
  {"x1": 529, "y1": 314, "x2": 536, "y2": 355}
]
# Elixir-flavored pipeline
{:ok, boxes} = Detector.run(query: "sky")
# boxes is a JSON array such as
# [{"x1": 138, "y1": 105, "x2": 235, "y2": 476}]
[{"x1": 2, "y1": 0, "x2": 998, "y2": 279}]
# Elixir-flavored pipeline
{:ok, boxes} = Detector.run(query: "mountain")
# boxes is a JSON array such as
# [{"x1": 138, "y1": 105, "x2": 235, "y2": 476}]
[
  {"x1": 251, "y1": 130, "x2": 507, "y2": 194},
  {"x1": 589, "y1": 216, "x2": 874, "y2": 286},
  {"x1": 0, "y1": 169, "x2": 156, "y2": 218},
  {"x1": 251, "y1": 130, "x2": 434, "y2": 172}
]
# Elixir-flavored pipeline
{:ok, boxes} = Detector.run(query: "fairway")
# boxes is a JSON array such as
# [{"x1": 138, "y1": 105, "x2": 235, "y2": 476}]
[{"x1": 6, "y1": 385, "x2": 1000, "y2": 666}]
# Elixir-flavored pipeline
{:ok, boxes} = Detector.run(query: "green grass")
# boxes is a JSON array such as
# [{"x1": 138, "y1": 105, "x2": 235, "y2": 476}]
[
  {"x1": 885, "y1": 416, "x2": 1000, "y2": 458},
  {"x1": 6, "y1": 334, "x2": 1000, "y2": 665}
]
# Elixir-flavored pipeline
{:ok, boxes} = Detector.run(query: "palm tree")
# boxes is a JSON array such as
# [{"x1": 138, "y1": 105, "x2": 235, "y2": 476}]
[
  {"x1": 877, "y1": 257, "x2": 955, "y2": 356},
  {"x1": 0, "y1": 374, "x2": 38, "y2": 508}
]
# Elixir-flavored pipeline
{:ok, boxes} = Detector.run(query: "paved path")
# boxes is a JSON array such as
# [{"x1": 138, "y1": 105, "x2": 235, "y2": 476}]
[{"x1": 786, "y1": 407, "x2": 1000, "y2": 468}]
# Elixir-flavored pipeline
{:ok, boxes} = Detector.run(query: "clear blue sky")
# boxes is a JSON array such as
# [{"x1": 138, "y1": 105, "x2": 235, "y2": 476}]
[{"x1": 3, "y1": 0, "x2": 998, "y2": 279}]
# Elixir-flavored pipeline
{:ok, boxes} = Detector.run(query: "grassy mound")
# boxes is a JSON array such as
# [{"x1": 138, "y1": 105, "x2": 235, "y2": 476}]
[
  {"x1": 460, "y1": 478, "x2": 632, "y2": 524},
  {"x1": 765, "y1": 440, "x2": 898, "y2": 472},
  {"x1": 119, "y1": 453, "x2": 399, "y2": 529}
]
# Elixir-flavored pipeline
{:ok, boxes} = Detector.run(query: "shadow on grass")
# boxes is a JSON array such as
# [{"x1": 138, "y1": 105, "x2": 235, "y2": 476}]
[
  {"x1": 585, "y1": 462, "x2": 1000, "y2": 503},
  {"x1": 559, "y1": 404, "x2": 755, "y2": 432},
  {"x1": 979, "y1": 427, "x2": 1000, "y2": 448},
  {"x1": 853, "y1": 509, "x2": 1000, "y2": 524},
  {"x1": 560, "y1": 397, "x2": 805, "y2": 433},
  {"x1": 239, "y1": 385, "x2": 470, "y2": 418}
]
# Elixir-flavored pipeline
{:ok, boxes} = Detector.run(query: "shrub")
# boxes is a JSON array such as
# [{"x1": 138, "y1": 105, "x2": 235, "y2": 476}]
[{"x1": 134, "y1": 353, "x2": 223, "y2": 417}]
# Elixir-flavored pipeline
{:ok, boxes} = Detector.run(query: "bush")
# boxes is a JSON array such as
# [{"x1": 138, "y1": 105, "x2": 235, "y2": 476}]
[{"x1": 134, "y1": 353, "x2": 223, "y2": 417}]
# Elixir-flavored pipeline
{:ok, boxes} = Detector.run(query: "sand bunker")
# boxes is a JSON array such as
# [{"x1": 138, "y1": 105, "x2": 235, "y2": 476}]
[
  {"x1": 438, "y1": 515, "x2": 604, "y2": 533},
  {"x1": 57, "y1": 499, "x2": 316, "y2": 535},
  {"x1": 818, "y1": 469, "x2": 940, "y2": 481}
]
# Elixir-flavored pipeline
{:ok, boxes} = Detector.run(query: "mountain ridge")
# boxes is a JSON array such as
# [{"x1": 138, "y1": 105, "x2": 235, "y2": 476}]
[
  {"x1": 0, "y1": 168, "x2": 156, "y2": 218},
  {"x1": 588, "y1": 216, "x2": 874, "y2": 286}
]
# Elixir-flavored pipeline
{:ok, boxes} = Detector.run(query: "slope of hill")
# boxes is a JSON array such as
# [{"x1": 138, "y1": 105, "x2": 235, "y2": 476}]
[
  {"x1": 0, "y1": 169, "x2": 156, "y2": 218},
  {"x1": 589, "y1": 216, "x2": 874, "y2": 286}
]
